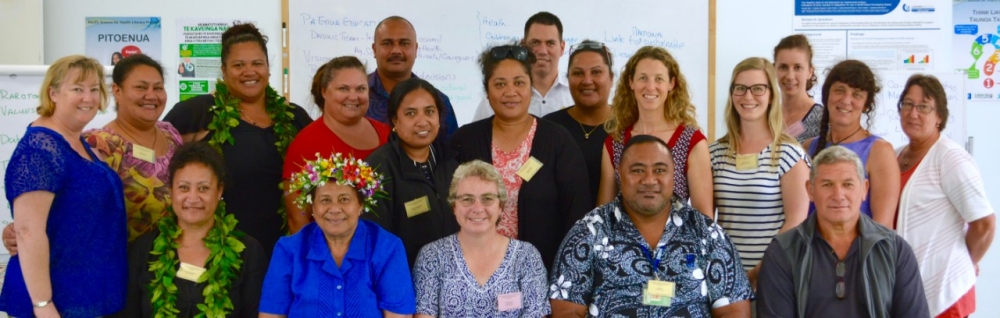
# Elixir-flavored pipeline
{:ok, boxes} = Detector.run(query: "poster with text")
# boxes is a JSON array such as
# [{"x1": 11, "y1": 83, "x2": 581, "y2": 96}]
[
  {"x1": 176, "y1": 19, "x2": 247, "y2": 101},
  {"x1": 954, "y1": 0, "x2": 1000, "y2": 102},
  {"x1": 794, "y1": 0, "x2": 951, "y2": 96},
  {"x1": 85, "y1": 17, "x2": 162, "y2": 66}
]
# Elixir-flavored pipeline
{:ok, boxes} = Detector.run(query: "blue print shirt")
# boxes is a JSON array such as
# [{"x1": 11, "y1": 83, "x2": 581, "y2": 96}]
[{"x1": 260, "y1": 220, "x2": 416, "y2": 317}]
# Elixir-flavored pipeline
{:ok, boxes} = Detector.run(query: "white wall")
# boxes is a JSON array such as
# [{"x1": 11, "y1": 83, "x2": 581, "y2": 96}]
[
  {"x1": 717, "y1": 1, "x2": 1000, "y2": 317},
  {"x1": 0, "y1": 0, "x2": 44, "y2": 64},
  {"x1": 43, "y1": 0, "x2": 284, "y2": 111}
]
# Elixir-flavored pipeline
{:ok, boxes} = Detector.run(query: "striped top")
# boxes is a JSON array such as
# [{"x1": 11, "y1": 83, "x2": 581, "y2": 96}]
[{"x1": 710, "y1": 141, "x2": 808, "y2": 270}]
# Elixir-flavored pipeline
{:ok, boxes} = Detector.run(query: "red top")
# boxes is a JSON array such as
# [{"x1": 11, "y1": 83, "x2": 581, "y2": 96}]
[
  {"x1": 603, "y1": 125, "x2": 706, "y2": 201},
  {"x1": 283, "y1": 117, "x2": 390, "y2": 179}
]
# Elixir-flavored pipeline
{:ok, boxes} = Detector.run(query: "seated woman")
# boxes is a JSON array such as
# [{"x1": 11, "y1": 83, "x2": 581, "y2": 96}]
[
  {"x1": 365, "y1": 77, "x2": 459, "y2": 266},
  {"x1": 284, "y1": 56, "x2": 391, "y2": 233},
  {"x1": 121, "y1": 142, "x2": 268, "y2": 317},
  {"x1": 261, "y1": 153, "x2": 414, "y2": 317},
  {"x1": 413, "y1": 160, "x2": 550, "y2": 317},
  {"x1": 449, "y1": 43, "x2": 592, "y2": 269}
]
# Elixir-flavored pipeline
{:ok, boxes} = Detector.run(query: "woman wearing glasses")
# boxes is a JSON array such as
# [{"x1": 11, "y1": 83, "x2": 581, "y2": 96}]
[
  {"x1": 597, "y1": 46, "x2": 713, "y2": 218},
  {"x1": 542, "y1": 40, "x2": 613, "y2": 202},
  {"x1": 449, "y1": 43, "x2": 591, "y2": 269},
  {"x1": 711, "y1": 57, "x2": 810, "y2": 289},
  {"x1": 412, "y1": 160, "x2": 549, "y2": 317},
  {"x1": 802, "y1": 60, "x2": 898, "y2": 228},
  {"x1": 894, "y1": 74, "x2": 995, "y2": 318}
]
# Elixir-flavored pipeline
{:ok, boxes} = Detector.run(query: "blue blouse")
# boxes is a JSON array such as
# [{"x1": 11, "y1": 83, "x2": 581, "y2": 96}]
[
  {"x1": 0, "y1": 126, "x2": 127, "y2": 317},
  {"x1": 260, "y1": 220, "x2": 416, "y2": 317}
]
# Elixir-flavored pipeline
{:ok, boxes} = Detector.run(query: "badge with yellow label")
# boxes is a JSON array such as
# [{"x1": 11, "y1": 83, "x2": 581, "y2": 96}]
[
  {"x1": 641, "y1": 279, "x2": 675, "y2": 307},
  {"x1": 404, "y1": 196, "x2": 431, "y2": 218},
  {"x1": 735, "y1": 154, "x2": 758, "y2": 171},
  {"x1": 132, "y1": 144, "x2": 156, "y2": 163},
  {"x1": 516, "y1": 157, "x2": 543, "y2": 182},
  {"x1": 176, "y1": 262, "x2": 206, "y2": 282}
]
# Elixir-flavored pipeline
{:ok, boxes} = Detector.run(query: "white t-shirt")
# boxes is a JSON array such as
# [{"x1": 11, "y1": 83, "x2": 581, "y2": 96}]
[{"x1": 472, "y1": 77, "x2": 573, "y2": 121}]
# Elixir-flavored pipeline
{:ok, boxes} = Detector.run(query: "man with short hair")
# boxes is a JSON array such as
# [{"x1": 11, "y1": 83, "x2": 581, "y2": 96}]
[
  {"x1": 472, "y1": 11, "x2": 573, "y2": 121},
  {"x1": 549, "y1": 135, "x2": 752, "y2": 317},
  {"x1": 367, "y1": 16, "x2": 458, "y2": 140},
  {"x1": 756, "y1": 145, "x2": 929, "y2": 318}
]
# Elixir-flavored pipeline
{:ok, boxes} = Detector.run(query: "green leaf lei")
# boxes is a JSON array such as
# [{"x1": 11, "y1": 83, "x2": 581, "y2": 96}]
[
  {"x1": 207, "y1": 80, "x2": 299, "y2": 227},
  {"x1": 148, "y1": 201, "x2": 246, "y2": 318}
]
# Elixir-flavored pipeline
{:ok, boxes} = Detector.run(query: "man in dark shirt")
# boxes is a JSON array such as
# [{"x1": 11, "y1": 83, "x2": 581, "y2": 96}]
[
  {"x1": 366, "y1": 16, "x2": 458, "y2": 141},
  {"x1": 756, "y1": 145, "x2": 929, "y2": 317}
]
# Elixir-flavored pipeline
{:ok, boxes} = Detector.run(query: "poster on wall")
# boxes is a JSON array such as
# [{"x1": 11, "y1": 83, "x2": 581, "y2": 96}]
[
  {"x1": 85, "y1": 17, "x2": 162, "y2": 66},
  {"x1": 953, "y1": 0, "x2": 1000, "y2": 102},
  {"x1": 793, "y1": 0, "x2": 951, "y2": 79},
  {"x1": 175, "y1": 19, "x2": 247, "y2": 101}
]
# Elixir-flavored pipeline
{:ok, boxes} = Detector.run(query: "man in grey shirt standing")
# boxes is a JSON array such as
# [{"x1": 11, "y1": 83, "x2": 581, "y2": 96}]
[{"x1": 756, "y1": 145, "x2": 929, "y2": 318}]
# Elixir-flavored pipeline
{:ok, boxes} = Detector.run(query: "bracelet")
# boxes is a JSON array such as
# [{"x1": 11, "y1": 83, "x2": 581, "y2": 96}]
[{"x1": 33, "y1": 299, "x2": 52, "y2": 308}]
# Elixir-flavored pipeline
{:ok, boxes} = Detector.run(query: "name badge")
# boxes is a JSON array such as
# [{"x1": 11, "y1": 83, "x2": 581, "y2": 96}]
[
  {"x1": 642, "y1": 280, "x2": 675, "y2": 307},
  {"x1": 132, "y1": 144, "x2": 156, "y2": 163},
  {"x1": 516, "y1": 157, "x2": 543, "y2": 182},
  {"x1": 176, "y1": 262, "x2": 206, "y2": 282},
  {"x1": 497, "y1": 292, "x2": 523, "y2": 311},
  {"x1": 404, "y1": 196, "x2": 431, "y2": 218},
  {"x1": 735, "y1": 154, "x2": 758, "y2": 171}
]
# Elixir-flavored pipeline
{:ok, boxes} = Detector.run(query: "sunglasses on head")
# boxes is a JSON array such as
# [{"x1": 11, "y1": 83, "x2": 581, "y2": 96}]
[
  {"x1": 489, "y1": 45, "x2": 529, "y2": 61},
  {"x1": 570, "y1": 41, "x2": 613, "y2": 67}
]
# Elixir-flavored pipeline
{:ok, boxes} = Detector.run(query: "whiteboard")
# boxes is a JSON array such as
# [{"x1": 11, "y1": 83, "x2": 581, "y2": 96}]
[
  {"x1": 287, "y1": 0, "x2": 710, "y2": 126},
  {"x1": 0, "y1": 65, "x2": 116, "y2": 254}
]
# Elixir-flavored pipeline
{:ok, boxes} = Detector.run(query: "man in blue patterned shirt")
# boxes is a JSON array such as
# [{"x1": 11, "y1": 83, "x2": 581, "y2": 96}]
[{"x1": 549, "y1": 135, "x2": 752, "y2": 317}]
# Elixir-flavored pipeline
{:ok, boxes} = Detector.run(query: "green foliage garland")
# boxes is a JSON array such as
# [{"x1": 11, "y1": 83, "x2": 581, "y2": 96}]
[{"x1": 148, "y1": 202, "x2": 246, "y2": 318}]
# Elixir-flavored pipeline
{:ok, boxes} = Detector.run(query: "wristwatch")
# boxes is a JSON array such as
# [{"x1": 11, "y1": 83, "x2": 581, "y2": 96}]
[{"x1": 33, "y1": 299, "x2": 51, "y2": 308}]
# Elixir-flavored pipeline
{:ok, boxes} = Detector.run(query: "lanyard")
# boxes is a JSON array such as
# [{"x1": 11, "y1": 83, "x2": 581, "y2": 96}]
[{"x1": 641, "y1": 244, "x2": 668, "y2": 279}]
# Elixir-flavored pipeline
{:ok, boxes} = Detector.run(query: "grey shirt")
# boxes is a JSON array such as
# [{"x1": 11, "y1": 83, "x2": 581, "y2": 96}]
[{"x1": 756, "y1": 233, "x2": 929, "y2": 318}]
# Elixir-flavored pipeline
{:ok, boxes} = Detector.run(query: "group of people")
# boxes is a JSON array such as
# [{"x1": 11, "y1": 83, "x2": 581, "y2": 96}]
[{"x1": 0, "y1": 10, "x2": 993, "y2": 318}]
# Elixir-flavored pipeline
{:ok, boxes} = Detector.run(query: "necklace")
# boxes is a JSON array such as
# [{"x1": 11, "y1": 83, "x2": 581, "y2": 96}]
[
  {"x1": 578, "y1": 121, "x2": 602, "y2": 139},
  {"x1": 148, "y1": 202, "x2": 244, "y2": 317},
  {"x1": 115, "y1": 118, "x2": 159, "y2": 150},
  {"x1": 238, "y1": 106, "x2": 270, "y2": 127},
  {"x1": 208, "y1": 80, "x2": 299, "y2": 229},
  {"x1": 830, "y1": 126, "x2": 863, "y2": 145}
]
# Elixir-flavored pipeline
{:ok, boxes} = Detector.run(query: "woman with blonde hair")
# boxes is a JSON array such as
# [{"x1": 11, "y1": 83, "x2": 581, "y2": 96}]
[
  {"x1": 597, "y1": 46, "x2": 713, "y2": 217},
  {"x1": 710, "y1": 57, "x2": 810, "y2": 288},
  {"x1": 0, "y1": 55, "x2": 126, "y2": 316}
]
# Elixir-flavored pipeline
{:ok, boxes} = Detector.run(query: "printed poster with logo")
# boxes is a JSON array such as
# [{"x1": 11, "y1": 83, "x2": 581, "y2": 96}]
[
  {"x1": 954, "y1": 0, "x2": 1000, "y2": 102},
  {"x1": 176, "y1": 19, "x2": 245, "y2": 101},
  {"x1": 793, "y1": 0, "x2": 951, "y2": 80},
  {"x1": 85, "y1": 17, "x2": 162, "y2": 66}
]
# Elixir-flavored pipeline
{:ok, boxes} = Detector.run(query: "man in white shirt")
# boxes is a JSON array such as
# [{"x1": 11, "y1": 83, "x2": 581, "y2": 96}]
[{"x1": 472, "y1": 11, "x2": 573, "y2": 121}]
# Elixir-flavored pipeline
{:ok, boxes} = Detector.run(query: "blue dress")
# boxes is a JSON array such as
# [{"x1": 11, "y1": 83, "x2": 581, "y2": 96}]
[
  {"x1": 259, "y1": 220, "x2": 415, "y2": 317},
  {"x1": 0, "y1": 126, "x2": 127, "y2": 317},
  {"x1": 808, "y1": 135, "x2": 880, "y2": 217}
]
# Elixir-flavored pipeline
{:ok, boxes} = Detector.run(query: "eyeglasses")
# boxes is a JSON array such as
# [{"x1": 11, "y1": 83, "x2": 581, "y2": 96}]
[
  {"x1": 835, "y1": 260, "x2": 846, "y2": 300},
  {"x1": 569, "y1": 42, "x2": 613, "y2": 67},
  {"x1": 453, "y1": 194, "x2": 500, "y2": 207},
  {"x1": 490, "y1": 45, "x2": 529, "y2": 62},
  {"x1": 898, "y1": 101, "x2": 936, "y2": 114},
  {"x1": 731, "y1": 84, "x2": 770, "y2": 96}
]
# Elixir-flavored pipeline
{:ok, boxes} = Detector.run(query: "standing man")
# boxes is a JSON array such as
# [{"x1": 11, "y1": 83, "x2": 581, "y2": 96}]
[
  {"x1": 473, "y1": 11, "x2": 574, "y2": 121},
  {"x1": 368, "y1": 16, "x2": 459, "y2": 141},
  {"x1": 756, "y1": 146, "x2": 929, "y2": 317},
  {"x1": 549, "y1": 135, "x2": 752, "y2": 317}
]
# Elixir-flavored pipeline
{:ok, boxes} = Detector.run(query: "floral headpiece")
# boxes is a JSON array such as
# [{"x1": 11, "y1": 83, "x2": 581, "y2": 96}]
[{"x1": 288, "y1": 152, "x2": 387, "y2": 213}]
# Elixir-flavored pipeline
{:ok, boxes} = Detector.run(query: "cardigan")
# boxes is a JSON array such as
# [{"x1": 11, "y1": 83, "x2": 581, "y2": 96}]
[
  {"x1": 364, "y1": 137, "x2": 460, "y2": 267},
  {"x1": 448, "y1": 116, "x2": 593, "y2": 269},
  {"x1": 896, "y1": 136, "x2": 994, "y2": 316}
]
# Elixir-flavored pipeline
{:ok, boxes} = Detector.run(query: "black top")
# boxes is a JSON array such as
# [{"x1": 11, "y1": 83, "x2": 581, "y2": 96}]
[
  {"x1": 542, "y1": 107, "x2": 607, "y2": 202},
  {"x1": 163, "y1": 95, "x2": 313, "y2": 255},
  {"x1": 448, "y1": 116, "x2": 593, "y2": 270},
  {"x1": 756, "y1": 231, "x2": 929, "y2": 318},
  {"x1": 363, "y1": 137, "x2": 460, "y2": 267},
  {"x1": 118, "y1": 230, "x2": 268, "y2": 317}
]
